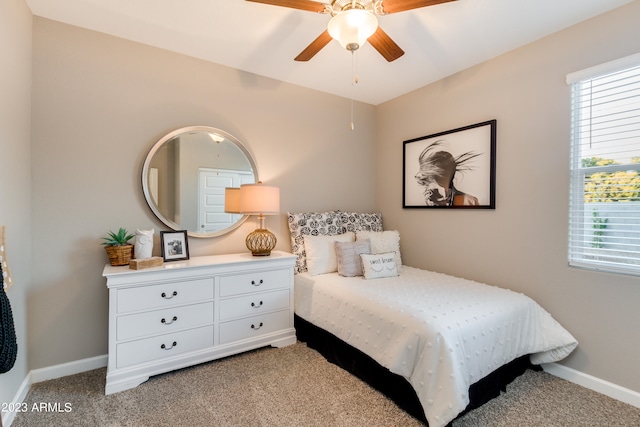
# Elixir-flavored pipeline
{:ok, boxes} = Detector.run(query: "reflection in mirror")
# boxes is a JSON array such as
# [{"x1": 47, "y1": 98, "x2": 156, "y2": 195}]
[{"x1": 142, "y1": 126, "x2": 257, "y2": 238}]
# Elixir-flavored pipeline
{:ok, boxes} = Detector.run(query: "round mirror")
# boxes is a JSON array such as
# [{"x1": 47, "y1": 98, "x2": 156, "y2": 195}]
[{"x1": 142, "y1": 126, "x2": 257, "y2": 238}]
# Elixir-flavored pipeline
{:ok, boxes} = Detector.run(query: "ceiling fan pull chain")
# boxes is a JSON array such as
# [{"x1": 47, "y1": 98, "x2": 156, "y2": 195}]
[
  {"x1": 350, "y1": 50, "x2": 358, "y2": 131},
  {"x1": 352, "y1": 49, "x2": 359, "y2": 84},
  {"x1": 350, "y1": 99, "x2": 355, "y2": 131}
]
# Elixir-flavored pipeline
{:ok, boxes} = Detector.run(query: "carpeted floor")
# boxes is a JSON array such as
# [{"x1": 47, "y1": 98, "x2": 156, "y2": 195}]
[{"x1": 11, "y1": 342, "x2": 640, "y2": 426}]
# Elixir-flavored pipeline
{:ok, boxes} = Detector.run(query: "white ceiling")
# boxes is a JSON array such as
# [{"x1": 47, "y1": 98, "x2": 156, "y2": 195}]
[{"x1": 26, "y1": 0, "x2": 633, "y2": 105}]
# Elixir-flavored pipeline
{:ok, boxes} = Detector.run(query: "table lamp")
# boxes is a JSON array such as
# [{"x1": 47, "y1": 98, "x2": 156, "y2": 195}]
[{"x1": 239, "y1": 182, "x2": 280, "y2": 256}]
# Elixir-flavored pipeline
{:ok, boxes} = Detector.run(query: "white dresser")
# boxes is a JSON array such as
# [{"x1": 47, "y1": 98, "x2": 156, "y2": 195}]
[{"x1": 102, "y1": 251, "x2": 297, "y2": 395}]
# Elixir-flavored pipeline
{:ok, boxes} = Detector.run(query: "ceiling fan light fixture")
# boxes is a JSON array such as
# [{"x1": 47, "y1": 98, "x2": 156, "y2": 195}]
[{"x1": 327, "y1": 9, "x2": 378, "y2": 52}]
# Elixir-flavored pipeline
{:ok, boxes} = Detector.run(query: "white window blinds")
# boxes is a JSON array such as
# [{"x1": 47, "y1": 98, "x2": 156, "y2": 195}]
[{"x1": 568, "y1": 53, "x2": 640, "y2": 276}]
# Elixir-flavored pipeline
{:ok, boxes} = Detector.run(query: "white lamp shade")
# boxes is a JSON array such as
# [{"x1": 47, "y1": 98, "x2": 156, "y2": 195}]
[
  {"x1": 224, "y1": 187, "x2": 241, "y2": 214},
  {"x1": 239, "y1": 183, "x2": 280, "y2": 215},
  {"x1": 327, "y1": 9, "x2": 378, "y2": 50}
]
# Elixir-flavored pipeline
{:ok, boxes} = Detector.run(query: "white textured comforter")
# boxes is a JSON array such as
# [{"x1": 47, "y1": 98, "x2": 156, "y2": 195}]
[{"x1": 294, "y1": 267, "x2": 578, "y2": 427}]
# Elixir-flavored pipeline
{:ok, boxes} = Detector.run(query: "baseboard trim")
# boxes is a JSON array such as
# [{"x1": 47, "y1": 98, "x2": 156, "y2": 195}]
[
  {"x1": 1, "y1": 373, "x2": 30, "y2": 427},
  {"x1": 3, "y1": 355, "x2": 107, "y2": 427},
  {"x1": 29, "y1": 354, "x2": 107, "y2": 384},
  {"x1": 542, "y1": 362, "x2": 640, "y2": 409}
]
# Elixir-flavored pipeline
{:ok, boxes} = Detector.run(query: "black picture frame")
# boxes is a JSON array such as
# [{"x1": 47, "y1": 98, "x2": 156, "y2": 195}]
[
  {"x1": 160, "y1": 230, "x2": 190, "y2": 262},
  {"x1": 403, "y1": 120, "x2": 496, "y2": 209}
]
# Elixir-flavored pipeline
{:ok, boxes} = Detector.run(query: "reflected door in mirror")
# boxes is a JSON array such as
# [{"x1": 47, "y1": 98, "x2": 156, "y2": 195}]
[{"x1": 198, "y1": 169, "x2": 254, "y2": 233}]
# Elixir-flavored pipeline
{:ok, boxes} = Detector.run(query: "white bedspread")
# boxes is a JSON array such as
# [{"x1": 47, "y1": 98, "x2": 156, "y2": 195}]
[{"x1": 294, "y1": 267, "x2": 577, "y2": 427}]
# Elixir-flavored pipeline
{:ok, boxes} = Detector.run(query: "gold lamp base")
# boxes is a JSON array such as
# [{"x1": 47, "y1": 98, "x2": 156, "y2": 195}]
[{"x1": 246, "y1": 228, "x2": 277, "y2": 256}]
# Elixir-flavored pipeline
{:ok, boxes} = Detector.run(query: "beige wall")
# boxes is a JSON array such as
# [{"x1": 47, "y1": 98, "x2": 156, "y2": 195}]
[
  {"x1": 29, "y1": 18, "x2": 376, "y2": 369},
  {"x1": 4, "y1": 0, "x2": 638, "y2": 408},
  {"x1": 375, "y1": 1, "x2": 640, "y2": 393},
  {"x1": 0, "y1": 0, "x2": 32, "y2": 411}
]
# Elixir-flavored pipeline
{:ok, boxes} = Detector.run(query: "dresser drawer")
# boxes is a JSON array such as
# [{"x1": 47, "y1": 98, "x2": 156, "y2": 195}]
[
  {"x1": 117, "y1": 278, "x2": 214, "y2": 314},
  {"x1": 219, "y1": 269, "x2": 289, "y2": 297},
  {"x1": 116, "y1": 325, "x2": 214, "y2": 369},
  {"x1": 219, "y1": 310, "x2": 290, "y2": 344},
  {"x1": 117, "y1": 302, "x2": 214, "y2": 341},
  {"x1": 219, "y1": 289, "x2": 290, "y2": 321}
]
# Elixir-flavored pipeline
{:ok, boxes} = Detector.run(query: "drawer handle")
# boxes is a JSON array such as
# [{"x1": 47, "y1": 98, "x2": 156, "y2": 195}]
[
  {"x1": 161, "y1": 316, "x2": 178, "y2": 325},
  {"x1": 161, "y1": 341, "x2": 177, "y2": 350},
  {"x1": 251, "y1": 301, "x2": 263, "y2": 308},
  {"x1": 250, "y1": 279, "x2": 264, "y2": 286},
  {"x1": 161, "y1": 291, "x2": 178, "y2": 299},
  {"x1": 251, "y1": 322, "x2": 263, "y2": 330}
]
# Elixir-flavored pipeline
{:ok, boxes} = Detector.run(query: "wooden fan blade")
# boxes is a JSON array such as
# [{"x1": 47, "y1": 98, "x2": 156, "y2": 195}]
[
  {"x1": 380, "y1": 0, "x2": 456, "y2": 14},
  {"x1": 245, "y1": 0, "x2": 326, "y2": 13},
  {"x1": 368, "y1": 27, "x2": 405, "y2": 62},
  {"x1": 295, "y1": 30, "x2": 333, "y2": 61}
]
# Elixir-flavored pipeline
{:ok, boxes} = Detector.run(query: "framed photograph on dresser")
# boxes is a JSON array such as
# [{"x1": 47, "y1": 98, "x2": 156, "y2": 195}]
[{"x1": 160, "y1": 230, "x2": 189, "y2": 262}]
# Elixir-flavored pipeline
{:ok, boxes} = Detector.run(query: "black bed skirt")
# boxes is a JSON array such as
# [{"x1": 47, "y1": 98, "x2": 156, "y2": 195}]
[{"x1": 294, "y1": 314, "x2": 538, "y2": 426}]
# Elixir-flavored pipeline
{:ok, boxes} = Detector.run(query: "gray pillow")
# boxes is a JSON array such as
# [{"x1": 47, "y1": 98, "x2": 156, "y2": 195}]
[{"x1": 335, "y1": 239, "x2": 371, "y2": 277}]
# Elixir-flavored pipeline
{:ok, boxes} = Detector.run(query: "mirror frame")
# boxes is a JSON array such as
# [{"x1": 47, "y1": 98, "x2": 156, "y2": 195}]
[{"x1": 142, "y1": 126, "x2": 258, "y2": 238}]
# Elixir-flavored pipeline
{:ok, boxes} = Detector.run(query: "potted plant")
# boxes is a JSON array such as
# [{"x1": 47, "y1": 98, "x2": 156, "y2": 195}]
[{"x1": 102, "y1": 228, "x2": 135, "y2": 266}]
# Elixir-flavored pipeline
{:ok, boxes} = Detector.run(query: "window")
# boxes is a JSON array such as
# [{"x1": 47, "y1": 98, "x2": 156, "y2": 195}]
[{"x1": 567, "y1": 53, "x2": 640, "y2": 276}]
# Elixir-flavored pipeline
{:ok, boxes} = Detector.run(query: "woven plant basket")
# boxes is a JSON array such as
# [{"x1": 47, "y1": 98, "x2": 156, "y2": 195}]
[{"x1": 105, "y1": 245, "x2": 134, "y2": 266}]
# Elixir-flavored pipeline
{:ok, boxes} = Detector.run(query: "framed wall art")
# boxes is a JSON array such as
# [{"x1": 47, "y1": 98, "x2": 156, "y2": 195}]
[
  {"x1": 160, "y1": 230, "x2": 190, "y2": 262},
  {"x1": 403, "y1": 120, "x2": 496, "y2": 209}
]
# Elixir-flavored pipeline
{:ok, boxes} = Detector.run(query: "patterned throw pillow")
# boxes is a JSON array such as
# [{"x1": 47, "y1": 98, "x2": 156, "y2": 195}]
[
  {"x1": 360, "y1": 252, "x2": 399, "y2": 279},
  {"x1": 340, "y1": 212, "x2": 383, "y2": 233},
  {"x1": 287, "y1": 211, "x2": 344, "y2": 274}
]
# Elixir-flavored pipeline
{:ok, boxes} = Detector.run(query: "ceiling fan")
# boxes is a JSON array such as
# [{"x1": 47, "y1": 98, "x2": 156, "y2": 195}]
[{"x1": 246, "y1": 0, "x2": 456, "y2": 62}]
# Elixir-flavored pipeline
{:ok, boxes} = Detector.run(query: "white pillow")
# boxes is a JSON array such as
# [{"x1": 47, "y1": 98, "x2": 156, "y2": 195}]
[
  {"x1": 360, "y1": 252, "x2": 399, "y2": 279},
  {"x1": 356, "y1": 230, "x2": 402, "y2": 272},
  {"x1": 304, "y1": 232, "x2": 355, "y2": 276},
  {"x1": 287, "y1": 211, "x2": 344, "y2": 274}
]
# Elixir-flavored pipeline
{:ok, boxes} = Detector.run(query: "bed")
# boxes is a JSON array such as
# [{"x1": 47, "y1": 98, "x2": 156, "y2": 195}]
[{"x1": 287, "y1": 211, "x2": 578, "y2": 427}]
